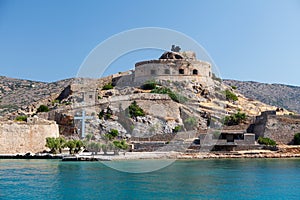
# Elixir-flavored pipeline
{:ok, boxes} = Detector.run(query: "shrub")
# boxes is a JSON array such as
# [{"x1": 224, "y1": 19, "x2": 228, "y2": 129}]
[
  {"x1": 104, "y1": 129, "x2": 119, "y2": 141},
  {"x1": 294, "y1": 133, "x2": 300, "y2": 145},
  {"x1": 225, "y1": 89, "x2": 238, "y2": 101},
  {"x1": 37, "y1": 105, "x2": 49, "y2": 112},
  {"x1": 102, "y1": 83, "x2": 114, "y2": 90},
  {"x1": 15, "y1": 115, "x2": 27, "y2": 122},
  {"x1": 151, "y1": 87, "x2": 187, "y2": 103},
  {"x1": 113, "y1": 140, "x2": 128, "y2": 150},
  {"x1": 173, "y1": 125, "x2": 181, "y2": 133},
  {"x1": 231, "y1": 85, "x2": 237, "y2": 90},
  {"x1": 141, "y1": 80, "x2": 157, "y2": 90},
  {"x1": 224, "y1": 112, "x2": 247, "y2": 126},
  {"x1": 109, "y1": 129, "x2": 119, "y2": 138},
  {"x1": 184, "y1": 117, "x2": 198, "y2": 130},
  {"x1": 98, "y1": 107, "x2": 113, "y2": 120},
  {"x1": 258, "y1": 137, "x2": 276, "y2": 146},
  {"x1": 128, "y1": 101, "x2": 145, "y2": 118}
]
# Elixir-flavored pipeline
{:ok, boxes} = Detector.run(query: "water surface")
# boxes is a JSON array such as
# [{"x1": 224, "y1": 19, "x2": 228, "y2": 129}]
[{"x1": 1, "y1": 159, "x2": 300, "y2": 199}]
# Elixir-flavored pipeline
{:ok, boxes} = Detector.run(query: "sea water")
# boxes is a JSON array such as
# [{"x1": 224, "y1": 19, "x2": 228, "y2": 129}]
[{"x1": 1, "y1": 159, "x2": 300, "y2": 199}]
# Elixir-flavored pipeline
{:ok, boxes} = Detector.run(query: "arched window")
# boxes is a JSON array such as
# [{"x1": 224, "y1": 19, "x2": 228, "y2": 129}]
[
  {"x1": 165, "y1": 69, "x2": 170, "y2": 74},
  {"x1": 179, "y1": 69, "x2": 184, "y2": 74},
  {"x1": 193, "y1": 69, "x2": 198, "y2": 75}
]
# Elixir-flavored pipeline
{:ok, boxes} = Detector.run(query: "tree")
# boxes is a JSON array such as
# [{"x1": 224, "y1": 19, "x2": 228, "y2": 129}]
[
  {"x1": 65, "y1": 140, "x2": 76, "y2": 154},
  {"x1": 113, "y1": 140, "x2": 129, "y2": 155},
  {"x1": 45, "y1": 137, "x2": 65, "y2": 154}
]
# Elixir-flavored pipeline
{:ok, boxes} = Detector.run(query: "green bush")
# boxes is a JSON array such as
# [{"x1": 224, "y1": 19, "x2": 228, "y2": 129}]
[
  {"x1": 141, "y1": 80, "x2": 157, "y2": 90},
  {"x1": 128, "y1": 101, "x2": 145, "y2": 118},
  {"x1": 294, "y1": 133, "x2": 300, "y2": 145},
  {"x1": 104, "y1": 129, "x2": 119, "y2": 141},
  {"x1": 113, "y1": 140, "x2": 128, "y2": 150},
  {"x1": 102, "y1": 83, "x2": 114, "y2": 90},
  {"x1": 15, "y1": 115, "x2": 27, "y2": 122},
  {"x1": 225, "y1": 89, "x2": 238, "y2": 101},
  {"x1": 224, "y1": 112, "x2": 247, "y2": 126},
  {"x1": 258, "y1": 137, "x2": 276, "y2": 146},
  {"x1": 109, "y1": 129, "x2": 119, "y2": 138},
  {"x1": 37, "y1": 105, "x2": 49, "y2": 112},
  {"x1": 173, "y1": 125, "x2": 181, "y2": 133},
  {"x1": 231, "y1": 86, "x2": 237, "y2": 90},
  {"x1": 151, "y1": 87, "x2": 187, "y2": 103}
]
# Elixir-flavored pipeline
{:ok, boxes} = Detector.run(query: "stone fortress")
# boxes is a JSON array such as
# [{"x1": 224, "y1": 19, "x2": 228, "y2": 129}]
[{"x1": 115, "y1": 51, "x2": 214, "y2": 87}]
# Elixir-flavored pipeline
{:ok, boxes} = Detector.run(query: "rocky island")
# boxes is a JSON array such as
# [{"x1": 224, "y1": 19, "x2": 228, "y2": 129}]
[{"x1": 1, "y1": 50, "x2": 300, "y2": 159}]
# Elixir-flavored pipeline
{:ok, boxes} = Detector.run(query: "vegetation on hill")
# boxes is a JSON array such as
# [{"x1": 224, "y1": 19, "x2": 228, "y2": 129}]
[
  {"x1": 141, "y1": 80, "x2": 157, "y2": 90},
  {"x1": 37, "y1": 105, "x2": 49, "y2": 112},
  {"x1": 224, "y1": 112, "x2": 247, "y2": 126},
  {"x1": 15, "y1": 115, "x2": 27, "y2": 122},
  {"x1": 294, "y1": 133, "x2": 300, "y2": 145},
  {"x1": 105, "y1": 129, "x2": 119, "y2": 140},
  {"x1": 225, "y1": 89, "x2": 238, "y2": 101},
  {"x1": 151, "y1": 86, "x2": 187, "y2": 103},
  {"x1": 258, "y1": 136, "x2": 276, "y2": 146},
  {"x1": 128, "y1": 101, "x2": 145, "y2": 118},
  {"x1": 102, "y1": 83, "x2": 114, "y2": 90}
]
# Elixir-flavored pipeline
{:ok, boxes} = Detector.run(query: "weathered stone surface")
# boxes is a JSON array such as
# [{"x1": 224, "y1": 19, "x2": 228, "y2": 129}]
[
  {"x1": 0, "y1": 118, "x2": 59, "y2": 154},
  {"x1": 253, "y1": 112, "x2": 300, "y2": 144}
]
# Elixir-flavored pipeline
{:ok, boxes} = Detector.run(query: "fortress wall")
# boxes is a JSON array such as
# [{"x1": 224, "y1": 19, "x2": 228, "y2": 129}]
[
  {"x1": 253, "y1": 114, "x2": 300, "y2": 144},
  {"x1": 134, "y1": 60, "x2": 212, "y2": 85},
  {"x1": 0, "y1": 119, "x2": 59, "y2": 154}
]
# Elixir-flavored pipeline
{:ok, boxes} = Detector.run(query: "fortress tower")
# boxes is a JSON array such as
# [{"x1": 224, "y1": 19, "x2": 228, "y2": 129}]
[
  {"x1": 115, "y1": 51, "x2": 214, "y2": 87},
  {"x1": 134, "y1": 51, "x2": 213, "y2": 85}
]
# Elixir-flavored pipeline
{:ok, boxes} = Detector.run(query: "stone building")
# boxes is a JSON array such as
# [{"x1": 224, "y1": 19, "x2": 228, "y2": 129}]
[{"x1": 115, "y1": 51, "x2": 213, "y2": 87}]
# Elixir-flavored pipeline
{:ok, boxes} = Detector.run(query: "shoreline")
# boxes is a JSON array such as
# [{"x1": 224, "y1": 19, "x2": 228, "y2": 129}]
[{"x1": 1, "y1": 150, "x2": 300, "y2": 161}]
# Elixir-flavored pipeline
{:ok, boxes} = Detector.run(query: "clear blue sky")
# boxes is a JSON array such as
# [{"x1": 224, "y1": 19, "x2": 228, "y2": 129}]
[{"x1": 0, "y1": 0, "x2": 300, "y2": 86}]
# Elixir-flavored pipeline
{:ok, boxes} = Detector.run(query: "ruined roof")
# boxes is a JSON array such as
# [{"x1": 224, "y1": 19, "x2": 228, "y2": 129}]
[{"x1": 159, "y1": 51, "x2": 197, "y2": 60}]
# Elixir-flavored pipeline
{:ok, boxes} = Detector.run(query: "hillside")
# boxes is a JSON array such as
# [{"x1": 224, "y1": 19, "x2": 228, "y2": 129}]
[
  {"x1": 0, "y1": 76, "x2": 73, "y2": 115},
  {"x1": 223, "y1": 80, "x2": 300, "y2": 114}
]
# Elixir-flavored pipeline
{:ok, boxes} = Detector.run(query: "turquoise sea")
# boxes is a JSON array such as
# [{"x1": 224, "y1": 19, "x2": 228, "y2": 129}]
[{"x1": 1, "y1": 159, "x2": 300, "y2": 200}]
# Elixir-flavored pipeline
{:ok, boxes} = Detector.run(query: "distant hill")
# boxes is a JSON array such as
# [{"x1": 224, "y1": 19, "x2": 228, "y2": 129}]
[
  {"x1": 223, "y1": 79, "x2": 300, "y2": 113},
  {"x1": 0, "y1": 76, "x2": 73, "y2": 115}
]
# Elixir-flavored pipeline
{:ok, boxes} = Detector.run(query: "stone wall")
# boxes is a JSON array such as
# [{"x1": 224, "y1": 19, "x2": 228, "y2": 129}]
[
  {"x1": 0, "y1": 118, "x2": 59, "y2": 154},
  {"x1": 134, "y1": 59, "x2": 213, "y2": 86},
  {"x1": 253, "y1": 112, "x2": 300, "y2": 144}
]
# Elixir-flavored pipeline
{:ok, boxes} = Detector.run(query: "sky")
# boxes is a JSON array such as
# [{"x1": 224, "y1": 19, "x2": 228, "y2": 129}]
[{"x1": 0, "y1": 0, "x2": 300, "y2": 86}]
